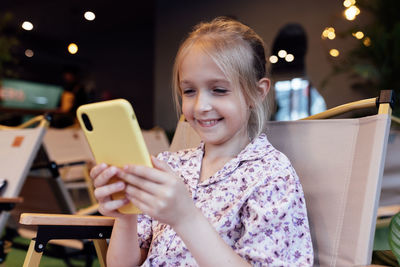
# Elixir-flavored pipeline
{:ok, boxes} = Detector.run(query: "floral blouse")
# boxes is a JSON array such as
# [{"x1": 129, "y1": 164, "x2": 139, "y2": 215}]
[{"x1": 138, "y1": 133, "x2": 313, "y2": 266}]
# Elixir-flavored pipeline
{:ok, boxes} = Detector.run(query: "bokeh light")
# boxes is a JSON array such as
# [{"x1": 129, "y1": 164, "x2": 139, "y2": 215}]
[
  {"x1": 269, "y1": 55, "x2": 278, "y2": 64},
  {"x1": 363, "y1": 37, "x2": 371, "y2": 47},
  {"x1": 352, "y1": 31, "x2": 364, "y2": 39},
  {"x1": 329, "y1": 49, "x2": 340, "y2": 57},
  {"x1": 278, "y1": 50, "x2": 287, "y2": 58},
  {"x1": 344, "y1": 5, "x2": 360, "y2": 20},
  {"x1": 22, "y1": 21, "x2": 33, "y2": 31},
  {"x1": 68, "y1": 43, "x2": 78, "y2": 54},
  {"x1": 25, "y1": 49, "x2": 34, "y2": 57},
  {"x1": 343, "y1": 0, "x2": 356, "y2": 8},
  {"x1": 285, "y1": 54, "x2": 294, "y2": 62},
  {"x1": 84, "y1": 11, "x2": 96, "y2": 21}
]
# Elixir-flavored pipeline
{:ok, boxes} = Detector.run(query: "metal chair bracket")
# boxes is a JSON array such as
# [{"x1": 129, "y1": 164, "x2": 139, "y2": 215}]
[
  {"x1": 34, "y1": 225, "x2": 112, "y2": 253},
  {"x1": 377, "y1": 90, "x2": 396, "y2": 108}
]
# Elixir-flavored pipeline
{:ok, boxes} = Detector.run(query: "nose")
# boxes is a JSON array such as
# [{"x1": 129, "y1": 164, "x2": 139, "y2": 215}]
[{"x1": 195, "y1": 91, "x2": 212, "y2": 112}]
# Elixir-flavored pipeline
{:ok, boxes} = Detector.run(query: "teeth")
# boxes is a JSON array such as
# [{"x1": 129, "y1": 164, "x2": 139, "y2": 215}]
[{"x1": 198, "y1": 119, "x2": 218, "y2": 126}]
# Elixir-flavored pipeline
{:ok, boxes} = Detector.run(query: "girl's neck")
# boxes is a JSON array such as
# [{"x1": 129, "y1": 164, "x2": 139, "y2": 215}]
[{"x1": 199, "y1": 135, "x2": 249, "y2": 182}]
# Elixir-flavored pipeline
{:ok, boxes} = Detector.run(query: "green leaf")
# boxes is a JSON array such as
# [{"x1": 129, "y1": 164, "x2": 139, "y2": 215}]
[{"x1": 388, "y1": 212, "x2": 400, "y2": 265}]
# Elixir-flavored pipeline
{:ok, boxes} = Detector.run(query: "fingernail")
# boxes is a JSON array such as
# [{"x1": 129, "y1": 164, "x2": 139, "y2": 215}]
[
  {"x1": 109, "y1": 167, "x2": 117, "y2": 175},
  {"x1": 116, "y1": 182, "x2": 125, "y2": 189}
]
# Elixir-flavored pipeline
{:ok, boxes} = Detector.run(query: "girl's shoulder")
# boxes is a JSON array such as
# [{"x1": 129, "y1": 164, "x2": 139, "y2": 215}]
[{"x1": 156, "y1": 144, "x2": 203, "y2": 164}]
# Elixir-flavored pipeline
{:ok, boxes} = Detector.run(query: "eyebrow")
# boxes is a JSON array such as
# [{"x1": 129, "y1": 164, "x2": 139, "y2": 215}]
[{"x1": 179, "y1": 78, "x2": 230, "y2": 85}]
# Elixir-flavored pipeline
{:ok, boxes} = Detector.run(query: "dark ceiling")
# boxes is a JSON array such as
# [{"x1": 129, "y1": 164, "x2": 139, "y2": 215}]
[{"x1": 0, "y1": 0, "x2": 156, "y2": 128}]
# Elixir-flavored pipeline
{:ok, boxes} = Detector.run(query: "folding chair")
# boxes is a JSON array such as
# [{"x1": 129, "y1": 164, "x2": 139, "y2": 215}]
[
  {"x1": 19, "y1": 90, "x2": 394, "y2": 267},
  {"x1": 0, "y1": 115, "x2": 49, "y2": 263}
]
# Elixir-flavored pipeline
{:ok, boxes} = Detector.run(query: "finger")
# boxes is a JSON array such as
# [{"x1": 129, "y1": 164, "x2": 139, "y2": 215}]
[
  {"x1": 90, "y1": 163, "x2": 108, "y2": 179},
  {"x1": 93, "y1": 166, "x2": 119, "y2": 188},
  {"x1": 126, "y1": 192, "x2": 156, "y2": 215},
  {"x1": 118, "y1": 171, "x2": 164, "y2": 195},
  {"x1": 94, "y1": 181, "x2": 126, "y2": 200},
  {"x1": 151, "y1": 156, "x2": 174, "y2": 175},
  {"x1": 125, "y1": 185, "x2": 160, "y2": 206},
  {"x1": 101, "y1": 198, "x2": 130, "y2": 213},
  {"x1": 123, "y1": 164, "x2": 168, "y2": 184}
]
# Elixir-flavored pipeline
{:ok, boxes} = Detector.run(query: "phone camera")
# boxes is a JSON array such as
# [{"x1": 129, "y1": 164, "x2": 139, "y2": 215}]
[{"x1": 81, "y1": 113, "x2": 93, "y2": 131}]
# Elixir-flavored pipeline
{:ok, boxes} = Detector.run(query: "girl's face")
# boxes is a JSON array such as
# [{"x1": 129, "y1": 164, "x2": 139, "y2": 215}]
[{"x1": 179, "y1": 46, "x2": 250, "y2": 148}]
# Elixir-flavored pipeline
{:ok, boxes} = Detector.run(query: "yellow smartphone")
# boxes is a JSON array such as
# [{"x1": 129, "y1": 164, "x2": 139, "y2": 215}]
[{"x1": 76, "y1": 99, "x2": 152, "y2": 214}]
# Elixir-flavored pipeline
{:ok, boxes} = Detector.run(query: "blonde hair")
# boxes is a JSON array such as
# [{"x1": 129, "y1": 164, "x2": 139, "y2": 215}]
[{"x1": 172, "y1": 17, "x2": 269, "y2": 139}]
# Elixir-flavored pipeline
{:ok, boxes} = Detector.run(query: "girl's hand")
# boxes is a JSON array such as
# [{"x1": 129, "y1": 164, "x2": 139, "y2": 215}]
[
  {"x1": 90, "y1": 163, "x2": 132, "y2": 218},
  {"x1": 119, "y1": 156, "x2": 197, "y2": 228}
]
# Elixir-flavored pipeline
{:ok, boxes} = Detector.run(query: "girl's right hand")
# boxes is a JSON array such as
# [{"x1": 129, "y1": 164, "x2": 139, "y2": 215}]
[{"x1": 90, "y1": 163, "x2": 131, "y2": 218}]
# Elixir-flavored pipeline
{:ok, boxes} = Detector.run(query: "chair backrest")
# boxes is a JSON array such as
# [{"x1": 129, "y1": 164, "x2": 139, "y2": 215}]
[
  {"x1": 43, "y1": 128, "x2": 95, "y2": 182},
  {"x1": 169, "y1": 119, "x2": 200, "y2": 152},
  {"x1": 266, "y1": 114, "x2": 391, "y2": 266},
  {"x1": 142, "y1": 127, "x2": 170, "y2": 155},
  {"x1": 169, "y1": 114, "x2": 391, "y2": 266},
  {"x1": 0, "y1": 126, "x2": 46, "y2": 230}
]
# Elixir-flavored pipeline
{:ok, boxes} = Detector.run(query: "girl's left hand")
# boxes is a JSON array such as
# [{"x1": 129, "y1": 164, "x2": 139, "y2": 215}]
[{"x1": 118, "y1": 156, "x2": 197, "y2": 228}]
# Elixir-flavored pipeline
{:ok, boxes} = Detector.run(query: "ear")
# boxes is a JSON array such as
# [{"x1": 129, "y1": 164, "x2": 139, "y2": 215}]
[{"x1": 257, "y1": 78, "x2": 270, "y2": 100}]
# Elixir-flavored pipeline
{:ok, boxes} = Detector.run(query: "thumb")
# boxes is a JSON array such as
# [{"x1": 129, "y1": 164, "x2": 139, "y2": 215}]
[{"x1": 151, "y1": 156, "x2": 174, "y2": 174}]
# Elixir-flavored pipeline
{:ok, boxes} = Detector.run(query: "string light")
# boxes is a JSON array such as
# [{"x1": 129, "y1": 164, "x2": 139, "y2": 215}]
[
  {"x1": 285, "y1": 54, "x2": 294, "y2": 62},
  {"x1": 322, "y1": 27, "x2": 336, "y2": 40},
  {"x1": 269, "y1": 55, "x2": 278, "y2": 64},
  {"x1": 344, "y1": 5, "x2": 360, "y2": 20},
  {"x1": 343, "y1": 0, "x2": 356, "y2": 8},
  {"x1": 84, "y1": 11, "x2": 96, "y2": 21},
  {"x1": 22, "y1": 21, "x2": 33, "y2": 31},
  {"x1": 278, "y1": 50, "x2": 287, "y2": 58},
  {"x1": 352, "y1": 31, "x2": 364, "y2": 39},
  {"x1": 329, "y1": 49, "x2": 340, "y2": 57},
  {"x1": 363, "y1": 37, "x2": 371, "y2": 47},
  {"x1": 25, "y1": 49, "x2": 34, "y2": 57},
  {"x1": 68, "y1": 43, "x2": 78, "y2": 54}
]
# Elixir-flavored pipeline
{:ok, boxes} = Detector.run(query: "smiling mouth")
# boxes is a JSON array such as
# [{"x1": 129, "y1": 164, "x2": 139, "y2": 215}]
[{"x1": 197, "y1": 118, "x2": 222, "y2": 127}]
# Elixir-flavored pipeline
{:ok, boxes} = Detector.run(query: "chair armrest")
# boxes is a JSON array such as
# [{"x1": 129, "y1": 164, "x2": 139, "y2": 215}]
[
  {"x1": 0, "y1": 197, "x2": 23, "y2": 211},
  {"x1": 377, "y1": 205, "x2": 400, "y2": 218},
  {"x1": 19, "y1": 213, "x2": 115, "y2": 226},
  {"x1": 0, "y1": 197, "x2": 23, "y2": 203}
]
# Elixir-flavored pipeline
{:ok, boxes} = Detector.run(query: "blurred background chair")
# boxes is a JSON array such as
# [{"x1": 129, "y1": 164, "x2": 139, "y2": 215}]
[{"x1": 0, "y1": 115, "x2": 48, "y2": 263}]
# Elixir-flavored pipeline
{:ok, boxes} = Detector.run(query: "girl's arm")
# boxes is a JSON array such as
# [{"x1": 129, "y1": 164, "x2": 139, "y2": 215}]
[
  {"x1": 106, "y1": 215, "x2": 148, "y2": 267},
  {"x1": 173, "y1": 207, "x2": 250, "y2": 267},
  {"x1": 90, "y1": 164, "x2": 149, "y2": 266},
  {"x1": 119, "y1": 157, "x2": 250, "y2": 267}
]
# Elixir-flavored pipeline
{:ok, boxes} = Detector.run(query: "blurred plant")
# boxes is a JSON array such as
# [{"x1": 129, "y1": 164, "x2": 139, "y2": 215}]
[
  {"x1": 0, "y1": 12, "x2": 19, "y2": 81},
  {"x1": 322, "y1": 0, "x2": 400, "y2": 115}
]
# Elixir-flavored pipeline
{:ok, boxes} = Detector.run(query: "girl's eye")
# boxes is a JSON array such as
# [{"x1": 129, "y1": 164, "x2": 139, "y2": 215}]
[
  {"x1": 182, "y1": 88, "x2": 195, "y2": 95},
  {"x1": 213, "y1": 88, "x2": 228, "y2": 94}
]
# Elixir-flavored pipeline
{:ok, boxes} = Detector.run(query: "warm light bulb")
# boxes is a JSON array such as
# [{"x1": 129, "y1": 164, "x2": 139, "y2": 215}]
[
  {"x1": 84, "y1": 11, "x2": 96, "y2": 21},
  {"x1": 285, "y1": 54, "x2": 294, "y2": 62},
  {"x1": 352, "y1": 31, "x2": 364, "y2": 39},
  {"x1": 363, "y1": 37, "x2": 371, "y2": 47},
  {"x1": 329, "y1": 49, "x2": 340, "y2": 57},
  {"x1": 68, "y1": 43, "x2": 78, "y2": 54},
  {"x1": 25, "y1": 49, "x2": 34, "y2": 57},
  {"x1": 269, "y1": 55, "x2": 278, "y2": 64},
  {"x1": 344, "y1": 5, "x2": 360, "y2": 20},
  {"x1": 278, "y1": 50, "x2": 287, "y2": 58},
  {"x1": 22, "y1": 21, "x2": 34, "y2": 31},
  {"x1": 343, "y1": 0, "x2": 356, "y2": 7},
  {"x1": 327, "y1": 32, "x2": 336, "y2": 40}
]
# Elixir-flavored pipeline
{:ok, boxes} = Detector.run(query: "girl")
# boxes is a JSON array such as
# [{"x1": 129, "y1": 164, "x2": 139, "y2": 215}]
[{"x1": 91, "y1": 17, "x2": 313, "y2": 266}]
